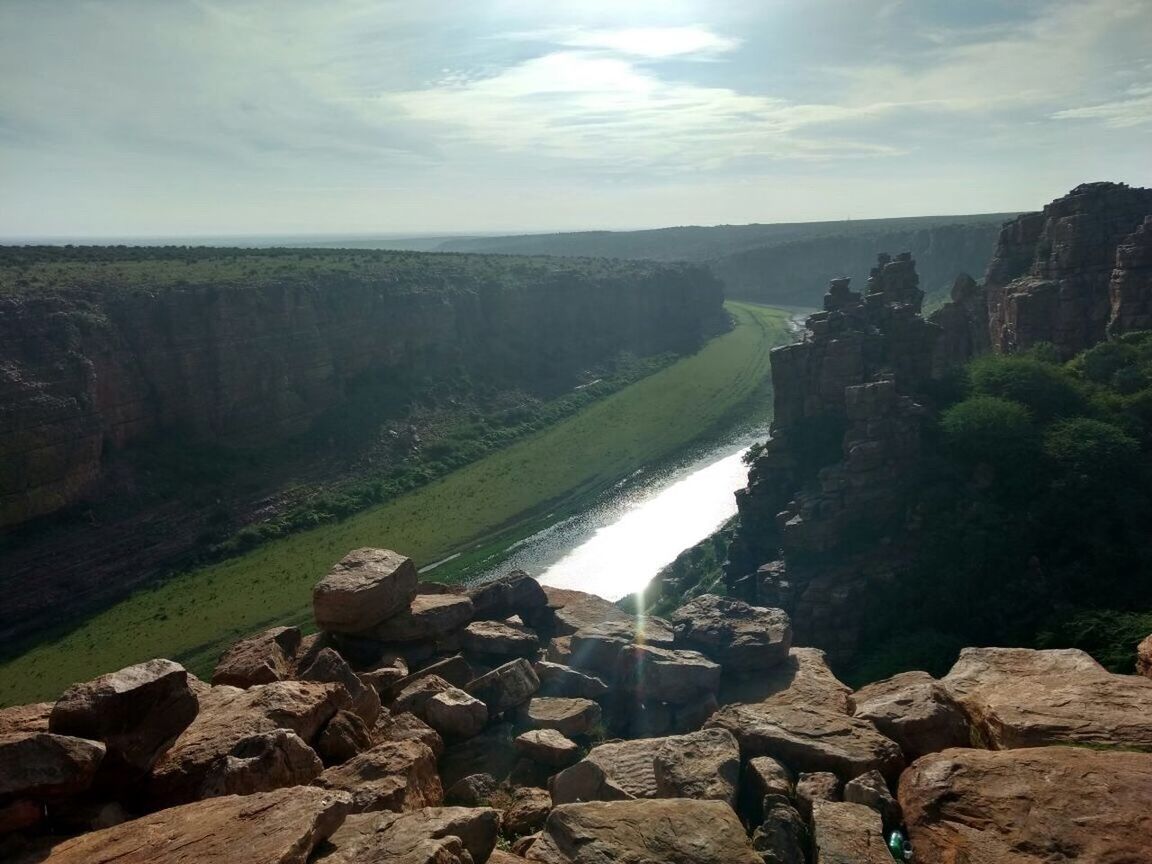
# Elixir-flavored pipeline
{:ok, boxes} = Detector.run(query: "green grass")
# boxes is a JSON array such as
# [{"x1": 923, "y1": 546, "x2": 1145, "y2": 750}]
[{"x1": 0, "y1": 302, "x2": 790, "y2": 706}]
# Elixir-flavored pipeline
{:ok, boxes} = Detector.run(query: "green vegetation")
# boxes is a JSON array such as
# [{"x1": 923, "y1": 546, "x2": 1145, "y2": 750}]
[
  {"x1": 847, "y1": 335, "x2": 1152, "y2": 683},
  {"x1": 0, "y1": 302, "x2": 790, "y2": 706}
]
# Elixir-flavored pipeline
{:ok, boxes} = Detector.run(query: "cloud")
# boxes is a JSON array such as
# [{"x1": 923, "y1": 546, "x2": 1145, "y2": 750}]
[
  {"x1": 512, "y1": 25, "x2": 740, "y2": 59},
  {"x1": 1053, "y1": 84, "x2": 1152, "y2": 129}
]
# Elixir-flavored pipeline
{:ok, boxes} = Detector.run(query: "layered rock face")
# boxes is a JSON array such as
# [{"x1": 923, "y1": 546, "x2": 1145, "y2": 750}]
[
  {"x1": 725, "y1": 253, "x2": 938, "y2": 659},
  {"x1": 985, "y1": 181, "x2": 1152, "y2": 357},
  {"x1": 0, "y1": 256, "x2": 722, "y2": 531},
  {"x1": 5, "y1": 552, "x2": 1152, "y2": 862}
]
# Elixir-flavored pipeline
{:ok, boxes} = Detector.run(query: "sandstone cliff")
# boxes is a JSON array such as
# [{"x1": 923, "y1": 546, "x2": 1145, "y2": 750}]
[{"x1": 0, "y1": 251, "x2": 723, "y2": 531}]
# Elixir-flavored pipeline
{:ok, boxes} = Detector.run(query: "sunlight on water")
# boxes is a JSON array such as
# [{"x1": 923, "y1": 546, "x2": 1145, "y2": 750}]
[{"x1": 535, "y1": 448, "x2": 750, "y2": 600}]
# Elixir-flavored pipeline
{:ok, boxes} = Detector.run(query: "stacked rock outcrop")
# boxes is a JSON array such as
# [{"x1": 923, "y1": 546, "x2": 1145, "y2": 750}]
[{"x1": 3, "y1": 547, "x2": 1152, "y2": 862}]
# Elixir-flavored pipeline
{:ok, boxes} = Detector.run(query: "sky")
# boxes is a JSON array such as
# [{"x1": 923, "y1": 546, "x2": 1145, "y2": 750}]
[{"x1": 1, "y1": 0, "x2": 1150, "y2": 238}]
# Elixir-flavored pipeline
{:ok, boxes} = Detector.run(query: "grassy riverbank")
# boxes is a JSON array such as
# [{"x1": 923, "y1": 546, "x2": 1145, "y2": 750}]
[{"x1": 0, "y1": 302, "x2": 790, "y2": 705}]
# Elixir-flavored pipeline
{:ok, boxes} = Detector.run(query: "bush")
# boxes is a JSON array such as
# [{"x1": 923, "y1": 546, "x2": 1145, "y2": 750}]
[
  {"x1": 969, "y1": 355, "x2": 1085, "y2": 419},
  {"x1": 940, "y1": 396, "x2": 1034, "y2": 466},
  {"x1": 1042, "y1": 418, "x2": 1139, "y2": 484}
]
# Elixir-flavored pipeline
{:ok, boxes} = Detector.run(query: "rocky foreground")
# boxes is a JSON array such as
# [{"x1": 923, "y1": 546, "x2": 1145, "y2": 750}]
[{"x1": 3, "y1": 548, "x2": 1152, "y2": 863}]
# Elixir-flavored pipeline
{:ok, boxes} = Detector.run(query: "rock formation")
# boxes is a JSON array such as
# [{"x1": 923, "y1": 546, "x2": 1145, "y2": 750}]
[{"x1": 3, "y1": 551, "x2": 1152, "y2": 862}]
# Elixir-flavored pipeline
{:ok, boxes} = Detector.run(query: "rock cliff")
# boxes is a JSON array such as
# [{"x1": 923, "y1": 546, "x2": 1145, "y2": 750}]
[{"x1": 0, "y1": 251, "x2": 723, "y2": 531}]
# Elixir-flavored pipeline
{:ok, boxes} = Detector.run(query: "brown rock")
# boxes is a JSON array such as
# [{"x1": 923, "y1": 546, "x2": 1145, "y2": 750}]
[
  {"x1": 705, "y1": 701, "x2": 904, "y2": 782},
  {"x1": 200, "y1": 728, "x2": 323, "y2": 797},
  {"x1": 390, "y1": 655, "x2": 475, "y2": 696},
  {"x1": 514, "y1": 729, "x2": 580, "y2": 768},
  {"x1": 843, "y1": 769, "x2": 901, "y2": 832},
  {"x1": 751, "y1": 797, "x2": 807, "y2": 864},
  {"x1": 462, "y1": 620, "x2": 540, "y2": 659},
  {"x1": 652, "y1": 727, "x2": 740, "y2": 806},
  {"x1": 533, "y1": 662, "x2": 608, "y2": 700},
  {"x1": 469, "y1": 571, "x2": 548, "y2": 621},
  {"x1": 548, "y1": 759, "x2": 634, "y2": 805},
  {"x1": 1139, "y1": 633, "x2": 1152, "y2": 679},
  {"x1": 0, "y1": 798, "x2": 43, "y2": 835},
  {"x1": 810, "y1": 800, "x2": 893, "y2": 864},
  {"x1": 852, "y1": 670, "x2": 971, "y2": 759},
  {"x1": 525, "y1": 799, "x2": 762, "y2": 864},
  {"x1": 719, "y1": 648, "x2": 852, "y2": 713},
  {"x1": 438, "y1": 725, "x2": 519, "y2": 791},
  {"x1": 320, "y1": 806, "x2": 499, "y2": 864},
  {"x1": 443, "y1": 773, "x2": 498, "y2": 807},
  {"x1": 745, "y1": 755, "x2": 794, "y2": 801},
  {"x1": 942, "y1": 647, "x2": 1152, "y2": 749},
  {"x1": 49, "y1": 658, "x2": 197, "y2": 775},
  {"x1": 212, "y1": 626, "x2": 301, "y2": 688},
  {"x1": 315, "y1": 740, "x2": 442, "y2": 813},
  {"x1": 466, "y1": 659, "x2": 540, "y2": 715},
  {"x1": 0, "y1": 703, "x2": 51, "y2": 737},
  {"x1": 794, "y1": 772, "x2": 841, "y2": 819},
  {"x1": 148, "y1": 680, "x2": 346, "y2": 805},
  {"x1": 13, "y1": 786, "x2": 349, "y2": 864},
  {"x1": 567, "y1": 619, "x2": 674, "y2": 679},
  {"x1": 504, "y1": 787, "x2": 552, "y2": 836},
  {"x1": 317, "y1": 710, "x2": 374, "y2": 766},
  {"x1": 367, "y1": 595, "x2": 476, "y2": 644},
  {"x1": 615, "y1": 645, "x2": 720, "y2": 705},
  {"x1": 545, "y1": 638, "x2": 572, "y2": 664},
  {"x1": 425, "y1": 688, "x2": 488, "y2": 740},
  {"x1": 489, "y1": 851, "x2": 531, "y2": 864},
  {"x1": 360, "y1": 654, "x2": 409, "y2": 696},
  {"x1": 298, "y1": 648, "x2": 382, "y2": 726},
  {"x1": 372, "y1": 710, "x2": 444, "y2": 758},
  {"x1": 313, "y1": 548, "x2": 419, "y2": 634},
  {"x1": 900, "y1": 746, "x2": 1152, "y2": 864},
  {"x1": 670, "y1": 595, "x2": 792, "y2": 673},
  {"x1": 520, "y1": 698, "x2": 601, "y2": 738},
  {"x1": 547, "y1": 591, "x2": 630, "y2": 637},
  {"x1": 0, "y1": 733, "x2": 104, "y2": 800},
  {"x1": 394, "y1": 675, "x2": 454, "y2": 719}
]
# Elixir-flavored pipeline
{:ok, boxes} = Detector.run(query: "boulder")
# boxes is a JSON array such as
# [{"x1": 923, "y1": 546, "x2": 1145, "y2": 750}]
[
  {"x1": 533, "y1": 662, "x2": 608, "y2": 701},
  {"x1": 443, "y1": 773, "x2": 498, "y2": 807},
  {"x1": 394, "y1": 675, "x2": 454, "y2": 719},
  {"x1": 439, "y1": 725, "x2": 519, "y2": 791},
  {"x1": 425, "y1": 688, "x2": 488, "y2": 740},
  {"x1": 11, "y1": 786, "x2": 349, "y2": 864},
  {"x1": 514, "y1": 730, "x2": 580, "y2": 768},
  {"x1": 843, "y1": 769, "x2": 901, "y2": 832},
  {"x1": 313, "y1": 548, "x2": 418, "y2": 634},
  {"x1": 744, "y1": 756, "x2": 793, "y2": 822},
  {"x1": 0, "y1": 733, "x2": 105, "y2": 800},
  {"x1": 705, "y1": 701, "x2": 904, "y2": 782},
  {"x1": 545, "y1": 638, "x2": 573, "y2": 665},
  {"x1": 200, "y1": 728, "x2": 323, "y2": 797},
  {"x1": 718, "y1": 648, "x2": 851, "y2": 713},
  {"x1": 0, "y1": 703, "x2": 51, "y2": 737},
  {"x1": 942, "y1": 647, "x2": 1152, "y2": 749},
  {"x1": 794, "y1": 772, "x2": 841, "y2": 819},
  {"x1": 1138, "y1": 633, "x2": 1152, "y2": 679},
  {"x1": 320, "y1": 806, "x2": 499, "y2": 864},
  {"x1": 549, "y1": 759, "x2": 634, "y2": 806},
  {"x1": 314, "y1": 740, "x2": 442, "y2": 813},
  {"x1": 297, "y1": 648, "x2": 382, "y2": 726},
  {"x1": 149, "y1": 681, "x2": 347, "y2": 806},
  {"x1": 567, "y1": 619, "x2": 674, "y2": 679},
  {"x1": 367, "y1": 595, "x2": 476, "y2": 644},
  {"x1": 751, "y1": 796, "x2": 807, "y2": 864},
  {"x1": 525, "y1": 799, "x2": 762, "y2": 864},
  {"x1": 519, "y1": 698, "x2": 601, "y2": 738},
  {"x1": 389, "y1": 656, "x2": 475, "y2": 698},
  {"x1": 546, "y1": 591, "x2": 630, "y2": 637},
  {"x1": 462, "y1": 621, "x2": 540, "y2": 659},
  {"x1": 670, "y1": 595, "x2": 792, "y2": 673},
  {"x1": 212, "y1": 626, "x2": 301, "y2": 688},
  {"x1": 0, "y1": 798, "x2": 44, "y2": 835},
  {"x1": 900, "y1": 746, "x2": 1152, "y2": 863},
  {"x1": 467, "y1": 660, "x2": 540, "y2": 715},
  {"x1": 469, "y1": 571, "x2": 548, "y2": 621},
  {"x1": 489, "y1": 852, "x2": 532, "y2": 864},
  {"x1": 49, "y1": 658, "x2": 198, "y2": 775},
  {"x1": 360, "y1": 654, "x2": 409, "y2": 696},
  {"x1": 615, "y1": 645, "x2": 720, "y2": 705},
  {"x1": 372, "y1": 711, "x2": 444, "y2": 758},
  {"x1": 810, "y1": 800, "x2": 893, "y2": 864},
  {"x1": 317, "y1": 710, "x2": 374, "y2": 765},
  {"x1": 504, "y1": 787, "x2": 552, "y2": 836},
  {"x1": 852, "y1": 670, "x2": 971, "y2": 759}
]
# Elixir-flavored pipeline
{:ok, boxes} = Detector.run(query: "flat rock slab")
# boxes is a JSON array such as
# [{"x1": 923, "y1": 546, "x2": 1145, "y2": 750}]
[
  {"x1": 212, "y1": 627, "x2": 301, "y2": 688},
  {"x1": 319, "y1": 806, "x2": 499, "y2": 864},
  {"x1": 670, "y1": 594, "x2": 792, "y2": 673},
  {"x1": 425, "y1": 687, "x2": 488, "y2": 740},
  {"x1": 942, "y1": 647, "x2": 1152, "y2": 749},
  {"x1": 14, "y1": 786, "x2": 350, "y2": 864},
  {"x1": 314, "y1": 548, "x2": 418, "y2": 634},
  {"x1": 0, "y1": 702, "x2": 52, "y2": 736},
  {"x1": 568, "y1": 619, "x2": 674, "y2": 678},
  {"x1": 466, "y1": 659, "x2": 540, "y2": 715},
  {"x1": 515, "y1": 729, "x2": 581, "y2": 767},
  {"x1": 718, "y1": 648, "x2": 851, "y2": 713},
  {"x1": 367, "y1": 595, "x2": 475, "y2": 644},
  {"x1": 520, "y1": 697, "x2": 602, "y2": 738},
  {"x1": 462, "y1": 620, "x2": 541, "y2": 658},
  {"x1": 49, "y1": 658, "x2": 198, "y2": 775},
  {"x1": 469, "y1": 571, "x2": 548, "y2": 621},
  {"x1": 852, "y1": 670, "x2": 971, "y2": 759},
  {"x1": 900, "y1": 746, "x2": 1152, "y2": 864},
  {"x1": 546, "y1": 591, "x2": 631, "y2": 636},
  {"x1": 525, "y1": 799, "x2": 762, "y2": 864},
  {"x1": 533, "y1": 662, "x2": 609, "y2": 700},
  {"x1": 314, "y1": 739, "x2": 442, "y2": 813},
  {"x1": 706, "y1": 701, "x2": 904, "y2": 782},
  {"x1": 0, "y1": 732, "x2": 106, "y2": 800},
  {"x1": 811, "y1": 800, "x2": 893, "y2": 864},
  {"x1": 615, "y1": 645, "x2": 721, "y2": 704}
]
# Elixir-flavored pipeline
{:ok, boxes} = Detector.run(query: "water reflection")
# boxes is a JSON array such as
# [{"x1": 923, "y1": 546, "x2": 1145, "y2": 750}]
[{"x1": 489, "y1": 437, "x2": 760, "y2": 601}]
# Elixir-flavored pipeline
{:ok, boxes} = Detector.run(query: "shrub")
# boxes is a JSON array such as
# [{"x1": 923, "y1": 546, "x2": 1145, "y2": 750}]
[
  {"x1": 1042, "y1": 417, "x2": 1139, "y2": 484},
  {"x1": 969, "y1": 355, "x2": 1085, "y2": 419},
  {"x1": 940, "y1": 396, "x2": 1034, "y2": 466}
]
